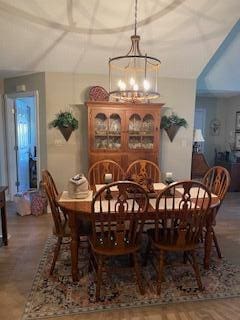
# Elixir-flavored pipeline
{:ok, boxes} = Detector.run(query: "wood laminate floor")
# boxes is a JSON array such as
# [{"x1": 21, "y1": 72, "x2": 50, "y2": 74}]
[{"x1": 1, "y1": 193, "x2": 240, "y2": 320}]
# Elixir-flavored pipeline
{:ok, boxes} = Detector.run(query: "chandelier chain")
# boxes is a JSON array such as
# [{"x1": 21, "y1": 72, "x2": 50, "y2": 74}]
[{"x1": 134, "y1": 0, "x2": 137, "y2": 36}]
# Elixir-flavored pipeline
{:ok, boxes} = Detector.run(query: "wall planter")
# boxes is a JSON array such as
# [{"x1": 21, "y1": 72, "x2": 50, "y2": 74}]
[
  {"x1": 161, "y1": 113, "x2": 188, "y2": 142},
  {"x1": 164, "y1": 124, "x2": 180, "y2": 142},
  {"x1": 58, "y1": 126, "x2": 74, "y2": 141},
  {"x1": 49, "y1": 111, "x2": 78, "y2": 141}
]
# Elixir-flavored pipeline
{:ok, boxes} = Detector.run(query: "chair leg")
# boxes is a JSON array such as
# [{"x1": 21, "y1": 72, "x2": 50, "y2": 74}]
[
  {"x1": 157, "y1": 250, "x2": 165, "y2": 295},
  {"x1": 50, "y1": 237, "x2": 62, "y2": 275},
  {"x1": 96, "y1": 255, "x2": 104, "y2": 301},
  {"x1": 190, "y1": 250, "x2": 203, "y2": 291},
  {"x1": 143, "y1": 238, "x2": 151, "y2": 266},
  {"x1": 183, "y1": 251, "x2": 188, "y2": 264},
  {"x1": 132, "y1": 253, "x2": 145, "y2": 295},
  {"x1": 88, "y1": 245, "x2": 94, "y2": 273},
  {"x1": 213, "y1": 230, "x2": 222, "y2": 258}
]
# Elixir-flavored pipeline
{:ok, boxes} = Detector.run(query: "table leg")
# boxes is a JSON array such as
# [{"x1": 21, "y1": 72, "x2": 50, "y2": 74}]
[
  {"x1": 1, "y1": 196, "x2": 8, "y2": 246},
  {"x1": 204, "y1": 213, "x2": 213, "y2": 269},
  {"x1": 68, "y1": 213, "x2": 79, "y2": 281}
]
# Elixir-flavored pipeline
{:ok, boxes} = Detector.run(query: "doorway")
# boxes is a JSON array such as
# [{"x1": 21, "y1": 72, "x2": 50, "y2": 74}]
[{"x1": 4, "y1": 91, "x2": 40, "y2": 199}]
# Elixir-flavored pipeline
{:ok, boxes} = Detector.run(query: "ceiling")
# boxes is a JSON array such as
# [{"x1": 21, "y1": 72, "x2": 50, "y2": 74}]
[{"x1": 0, "y1": 0, "x2": 239, "y2": 80}]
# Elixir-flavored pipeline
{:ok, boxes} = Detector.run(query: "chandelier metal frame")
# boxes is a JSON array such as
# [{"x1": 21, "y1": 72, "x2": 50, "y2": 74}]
[{"x1": 108, "y1": 0, "x2": 161, "y2": 102}]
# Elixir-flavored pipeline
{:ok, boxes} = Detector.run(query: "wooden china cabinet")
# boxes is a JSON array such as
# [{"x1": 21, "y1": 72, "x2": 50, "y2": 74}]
[{"x1": 86, "y1": 101, "x2": 163, "y2": 170}]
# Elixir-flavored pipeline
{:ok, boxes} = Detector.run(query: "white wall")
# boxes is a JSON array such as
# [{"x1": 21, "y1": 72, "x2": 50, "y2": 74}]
[{"x1": 45, "y1": 72, "x2": 196, "y2": 190}]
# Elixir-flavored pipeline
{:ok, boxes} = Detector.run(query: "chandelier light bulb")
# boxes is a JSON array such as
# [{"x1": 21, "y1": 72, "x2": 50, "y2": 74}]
[
  {"x1": 118, "y1": 80, "x2": 126, "y2": 91},
  {"x1": 143, "y1": 79, "x2": 150, "y2": 91},
  {"x1": 121, "y1": 81, "x2": 126, "y2": 90},
  {"x1": 118, "y1": 80, "x2": 122, "y2": 89},
  {"x1": 130, "y1": 77, "x2": 135, "y2": 86},
  {"x1": 133, "y1": 83, "x2": 139, "y2": 91}
]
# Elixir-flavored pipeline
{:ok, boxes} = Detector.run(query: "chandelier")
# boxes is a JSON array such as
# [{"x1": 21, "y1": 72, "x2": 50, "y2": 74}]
[{"x1": 109, "y1": 0, "x2": 161, "y2": 102}]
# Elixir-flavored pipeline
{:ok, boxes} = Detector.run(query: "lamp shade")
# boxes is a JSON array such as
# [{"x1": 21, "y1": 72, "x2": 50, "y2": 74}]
[{"x1": 193, "y1": 129, "x2": 205, "y2": 142}]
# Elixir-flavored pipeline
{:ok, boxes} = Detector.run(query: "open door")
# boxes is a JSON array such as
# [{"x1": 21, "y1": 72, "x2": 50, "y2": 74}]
[
  {"x1": 15, "y1": 100, "x2": 31, "y2": 192},
  {"x1": 4, "y1": 92, "x2": 40, "y2": 199}
]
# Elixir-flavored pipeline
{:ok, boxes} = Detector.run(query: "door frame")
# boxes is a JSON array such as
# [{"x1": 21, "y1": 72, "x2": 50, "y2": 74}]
[{"x1": 2, "y1": 90, "x2": 40, "y2": 199}]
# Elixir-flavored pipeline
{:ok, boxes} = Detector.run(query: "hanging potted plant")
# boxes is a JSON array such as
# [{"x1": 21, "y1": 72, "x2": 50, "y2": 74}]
[
  {"x1": 49, "y1": 111, "x2": 78, "y2": 141},
  {"x1": 161, "y1": 113, "x2": 188, "y2": 142}
]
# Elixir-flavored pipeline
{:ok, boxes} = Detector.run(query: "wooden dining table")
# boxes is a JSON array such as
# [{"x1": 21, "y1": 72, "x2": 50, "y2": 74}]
[{"x1": 58, "y1": 183, "x2": 220, "y2": 282}]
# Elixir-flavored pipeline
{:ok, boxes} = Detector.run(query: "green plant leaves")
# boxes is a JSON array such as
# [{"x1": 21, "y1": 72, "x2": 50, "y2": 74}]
[
  {"x1": 49, "y1": 111, "x2": 78, "y2": 130},
  {"x1": 160, "y1": 113, "x2": 188, "y2": 129}
]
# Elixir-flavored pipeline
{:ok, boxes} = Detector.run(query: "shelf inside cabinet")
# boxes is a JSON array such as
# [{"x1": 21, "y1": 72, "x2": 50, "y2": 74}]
[
  {"x1": 141, "y1": 132, "x2": 154, "y2": 136},
  {"x1": 129, "y1": 131, "x2": 154, "y2": 136},
  {"x1": 87, "y1": 101, "x2": 163, "y2": 170},
  {"x1": 95, "y1": 131, "x2": 108, "y2": 135},
  {"x1": 108, "y1": 133, "x2": 121, "y2": 136}
]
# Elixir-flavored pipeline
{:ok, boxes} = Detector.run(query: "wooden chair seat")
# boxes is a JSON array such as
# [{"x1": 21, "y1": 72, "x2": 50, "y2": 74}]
[
  {"x1": 89, "y1": 235, "x2": 140, "y2": 256},
  {"x1": 147, "y1": 228, "x2": 197, "y2": 252},
  {"x1": 52, "y1": 218, "x2": 92, "y2": 236}
]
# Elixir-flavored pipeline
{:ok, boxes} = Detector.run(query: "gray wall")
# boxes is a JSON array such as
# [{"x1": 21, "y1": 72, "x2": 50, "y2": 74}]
[
  {"x1": 0, "y1": 71, "x2": 197, "y2": 191},
  {"x1": 198, "y1": 20, "x2": 240, "y2": 93},
  {"x1": 0, "y1": 79, "x2": 5, "y2": 185},
  {"x1": 195, "y1": 95, "x2": 240, "y2": 166},
  {"x1": 45, "y1": 72, "x2": 196, "y2": 191},
  {"x1": 225, "y1": 95, "x2": 240, "y2": 157},
  {"x1": 159, "y1": 77, "x2": 196, "y2": 181}
]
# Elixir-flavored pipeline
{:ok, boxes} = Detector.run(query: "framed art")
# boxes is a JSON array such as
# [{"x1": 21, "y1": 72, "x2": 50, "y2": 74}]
[
  {"x1": 210, "y1": 118, "x2": 221, "y2": 136},
  {"x1": 235, "y1": 132, "x2": 240, "y2": 150},
  {"x1": 236, "y1": 111, "x2": 240, "y2": 131}
]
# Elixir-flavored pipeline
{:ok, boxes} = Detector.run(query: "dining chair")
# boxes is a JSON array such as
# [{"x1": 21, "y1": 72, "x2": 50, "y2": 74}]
[
  {"x1": 146, "y1": 180, "x2": 211, "y2": 295},
  {"x1": 42, "y1": 169, "x2": 59, "y2": 198},
  {"x1": 202, "y1": 166, "x2": 231, "y2": 258},
  {"x1": 88, "y1": 160, "x2": 125, "y2": 187},
  {"x1": 42, "y1": 169, "x2": 90, "y2": 275},
  {"x1": 89, "y1": 180, "x2": 149, "y2": 301},
  {"x1": 126, "y1": 160, "x2": 161, "y2": 233},
  {"x1": 126, "y1": 159, "x2": 161, "y2": 183}
]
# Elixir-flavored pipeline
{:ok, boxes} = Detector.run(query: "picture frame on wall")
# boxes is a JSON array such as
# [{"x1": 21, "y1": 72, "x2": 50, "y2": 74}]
[
  {"x1": 236, "y1": 111, "x2": 240, "y2": 131},
  {"x1": 235, "y1": 132, "x2": 240, "y2": 151}
]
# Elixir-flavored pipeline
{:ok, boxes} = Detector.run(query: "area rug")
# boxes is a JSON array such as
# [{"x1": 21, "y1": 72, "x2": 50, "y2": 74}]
[{"x1": 22, "y1": 236, "x2": 240, "y2": 319}]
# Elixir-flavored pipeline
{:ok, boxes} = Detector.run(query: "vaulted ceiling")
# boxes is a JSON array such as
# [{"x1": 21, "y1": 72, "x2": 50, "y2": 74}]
[{"x1": 0, "y1": 0, "x2": 239, "y2": 79}]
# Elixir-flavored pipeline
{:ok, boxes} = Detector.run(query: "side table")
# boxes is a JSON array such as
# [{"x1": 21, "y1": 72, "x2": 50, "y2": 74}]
[{"x1": 191, "y1": 153, "x2": 210, "y2": 179}]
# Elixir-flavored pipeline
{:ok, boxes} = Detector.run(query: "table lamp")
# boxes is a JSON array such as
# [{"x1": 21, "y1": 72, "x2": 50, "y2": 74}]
[{"x1": 193, "y1": 129, "x2": 205, "y2": 153}]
